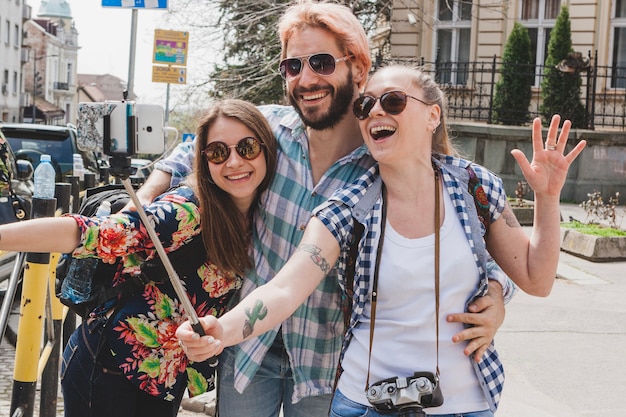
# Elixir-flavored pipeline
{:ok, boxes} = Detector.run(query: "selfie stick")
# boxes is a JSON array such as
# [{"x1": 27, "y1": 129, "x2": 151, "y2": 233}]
[{"x1": 120, "y1": 175, "x2": 218, "y2": 367}]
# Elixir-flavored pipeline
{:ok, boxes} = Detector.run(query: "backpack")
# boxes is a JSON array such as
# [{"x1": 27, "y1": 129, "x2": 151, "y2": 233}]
[{"x1": 55, "y1": 184, "x2": 207, "y2": 318}]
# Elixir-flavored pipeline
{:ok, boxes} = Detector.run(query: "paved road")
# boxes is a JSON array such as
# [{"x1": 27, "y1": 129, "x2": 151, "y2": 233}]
[{"x1": 0, "y1": 204, "x2": 624, "y2": 416}]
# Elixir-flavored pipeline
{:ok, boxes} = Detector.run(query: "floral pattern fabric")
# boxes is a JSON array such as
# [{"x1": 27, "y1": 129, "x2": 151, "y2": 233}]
[{"x1": 67, "y1": 185, "x2": 242, "y2": 401}]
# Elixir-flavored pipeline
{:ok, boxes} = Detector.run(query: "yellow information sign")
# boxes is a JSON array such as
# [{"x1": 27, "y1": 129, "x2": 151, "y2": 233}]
[
  {"x1": 152, "y1": 65, "x2": 187, "y2": 84},
  {"x1": 153, "y1": 29, "x2": 189, "y2": 66}
]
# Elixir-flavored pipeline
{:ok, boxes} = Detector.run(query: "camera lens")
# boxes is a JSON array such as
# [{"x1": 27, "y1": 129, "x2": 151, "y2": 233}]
[{"x1": 147, "y1": 126, "x2": 153, "y2": 132}]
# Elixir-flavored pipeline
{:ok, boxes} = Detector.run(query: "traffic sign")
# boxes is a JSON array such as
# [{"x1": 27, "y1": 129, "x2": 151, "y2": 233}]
[
  {"x1": 153, "y1": 29, "x2": 189, "y2": 66},
  {"x1": 182, "y1": 133, "x2": 196, "y2": 142},
  {"x1": 102, "y1": 0, "x2": 168, "y2": 8},
  {"x1": 152, "y1": 65, "x2": 187, "y2": 84}
]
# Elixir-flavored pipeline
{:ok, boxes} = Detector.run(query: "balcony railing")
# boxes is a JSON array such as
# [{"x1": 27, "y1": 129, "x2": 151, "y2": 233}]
[{"x1": 53, "y1": 82, "x2": 69, "y2": 91}]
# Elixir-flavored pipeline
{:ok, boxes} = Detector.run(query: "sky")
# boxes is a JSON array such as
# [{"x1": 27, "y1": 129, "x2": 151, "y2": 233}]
[{"x1": 29, "y1": 0, "x2": 185, "y2": 105}]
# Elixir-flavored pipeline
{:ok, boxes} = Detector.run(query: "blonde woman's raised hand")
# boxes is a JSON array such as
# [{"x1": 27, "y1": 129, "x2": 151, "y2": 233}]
[{"x1": 510, "y1": 114, "x2": 586, "y2": 198}]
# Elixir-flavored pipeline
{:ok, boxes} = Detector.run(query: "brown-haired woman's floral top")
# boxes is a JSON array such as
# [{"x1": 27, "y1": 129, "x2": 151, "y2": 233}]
[{"x1": 67, "y1": 185, "x2": 242, "y2": 402}]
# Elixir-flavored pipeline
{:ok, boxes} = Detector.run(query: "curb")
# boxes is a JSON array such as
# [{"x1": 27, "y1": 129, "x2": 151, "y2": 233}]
[{"x1": 180, "y1": 393, "x2": 216, "y2": 416}]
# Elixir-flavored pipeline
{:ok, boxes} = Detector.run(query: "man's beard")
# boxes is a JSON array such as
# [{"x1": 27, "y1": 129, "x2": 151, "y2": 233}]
[{"x1": 289, "y1": 71, "x2": 355, "y2": 131}]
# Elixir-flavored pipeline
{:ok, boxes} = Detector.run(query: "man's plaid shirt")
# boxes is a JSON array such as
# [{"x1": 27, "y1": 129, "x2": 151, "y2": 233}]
[
  {"x1": 156, "y1": 105, "x2": 375, "y2": 403},
  {"x1": 314, "y1": 156, "x2": 516, "y2": 412}
]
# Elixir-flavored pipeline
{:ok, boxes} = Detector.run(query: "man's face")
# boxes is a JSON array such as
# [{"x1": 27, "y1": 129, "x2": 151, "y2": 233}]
[{"x1": 283, "y1": 27, "x2": 356, "y2": 131}]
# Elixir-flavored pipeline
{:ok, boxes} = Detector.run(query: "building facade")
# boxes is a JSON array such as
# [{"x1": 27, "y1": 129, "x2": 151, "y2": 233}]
[
  {"x1": 1, "y1": 0, "x2": 79, "y2": 125},
  {"x1": 22, "y1": 0, "x2": 79, "y2": 124},
  {"x1": 380, "y1": 1, "x2": 626, "y2": 130},
  {"x1": 389, "y1": 1, "x2": 618, "y2": 72},
  {"x1": 0, "y1": 0, "x2": 30, "y2": 123}
]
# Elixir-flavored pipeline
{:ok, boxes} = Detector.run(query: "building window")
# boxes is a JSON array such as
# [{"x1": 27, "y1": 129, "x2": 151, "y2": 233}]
[
  {"x1": 434, "y1": 0, "x2": 472, "y2": 85},
  {"x1": 66, "y1": 62, "x2": 72, "y2": 85},
  {"x1": 12, "y1": 71, "x2": 17, "y2": 95},
  {"x1": 611, "y1": 0, "x2": 626, "y2": 88},
  {"x1": 13, "y1": 23, "x2": 19, "y2": 47},
  {"x1": 4, "y1": 20, "x2": 10, "y2": 45},
  {"x1": 520, "y1": 0, "x2": 561, "y2": 84}
]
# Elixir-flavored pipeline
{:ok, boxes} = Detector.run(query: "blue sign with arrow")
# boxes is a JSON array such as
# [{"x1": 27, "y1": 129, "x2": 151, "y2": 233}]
[{"x1": 102, "y1": 0, "x2": 168, "y2": 8}]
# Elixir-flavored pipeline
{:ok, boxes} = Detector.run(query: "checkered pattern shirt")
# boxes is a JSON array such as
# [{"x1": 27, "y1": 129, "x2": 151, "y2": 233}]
[
  {"x1": 156, "y1": 105, "x2": 376, "y2": 402},
  {"x1": 314, "y1": 155, "x2": 516, "y2": 412}
]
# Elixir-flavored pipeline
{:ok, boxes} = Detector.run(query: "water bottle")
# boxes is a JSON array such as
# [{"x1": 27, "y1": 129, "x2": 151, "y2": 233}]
[
  {"x1": 72, "y1": 153, "x2": 85, "y2": 180},
  {"x1": 60, "y1": 200, "x2": 111, "y2": 305},
  {"x1": 33, "y1": 154, "x2": 56, "y2": 199}
]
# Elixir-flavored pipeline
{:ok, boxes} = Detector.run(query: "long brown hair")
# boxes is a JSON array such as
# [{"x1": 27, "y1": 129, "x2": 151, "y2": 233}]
[{"x1": 189, "y1": 99, "x2": 277, "y2": 275}]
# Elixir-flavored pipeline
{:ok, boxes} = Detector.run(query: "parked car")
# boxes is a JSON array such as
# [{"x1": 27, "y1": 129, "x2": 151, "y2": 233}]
[
  {"x1": 0, "y1": 123, "x2": 101, "y2": 183},
  {"x1": 131, "y1": 158, "x2": 154, "y2": 178}
]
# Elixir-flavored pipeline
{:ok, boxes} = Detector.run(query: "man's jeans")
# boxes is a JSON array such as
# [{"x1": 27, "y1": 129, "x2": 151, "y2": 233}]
[{"x1": 218, "y1": 333, "x2": 332, "y2": 417}]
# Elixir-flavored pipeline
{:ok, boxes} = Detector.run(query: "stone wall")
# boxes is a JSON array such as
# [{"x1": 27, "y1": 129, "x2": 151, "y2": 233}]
[{"x1": 448, "y1": 122, "x2": 626, "y2": 203}]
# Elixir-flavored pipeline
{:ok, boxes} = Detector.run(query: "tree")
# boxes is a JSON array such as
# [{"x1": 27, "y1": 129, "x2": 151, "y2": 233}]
[
  {"x1": 166, "y1": 0, "x2": 391, "y2": 106},
  {"x1": 540, "y1": 5, "x2": 587, "y2": 128},
  {"x1": 492, "y1": 22, "x2": 533, "y2": 125}
]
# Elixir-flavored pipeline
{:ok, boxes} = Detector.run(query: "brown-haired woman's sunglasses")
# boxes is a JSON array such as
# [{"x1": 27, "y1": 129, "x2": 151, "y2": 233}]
[{"x1": 203, "y1": 137, "x2": 264, "y2": 165}]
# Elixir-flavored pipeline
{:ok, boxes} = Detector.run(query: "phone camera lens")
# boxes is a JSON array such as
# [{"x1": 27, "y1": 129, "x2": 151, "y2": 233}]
[{"x1": 147, "y1": 126, "x2": 153, "y2": 132}]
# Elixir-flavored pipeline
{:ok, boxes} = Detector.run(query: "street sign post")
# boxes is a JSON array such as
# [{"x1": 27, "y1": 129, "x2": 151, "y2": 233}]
[{"x1": 102, "y1": 0, "x2": 168, "y2": 8}]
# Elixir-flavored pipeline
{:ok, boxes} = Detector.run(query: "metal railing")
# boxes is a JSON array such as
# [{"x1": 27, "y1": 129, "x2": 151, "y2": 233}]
[{"x1": 385, "y1": 51, "x2": 626, "y2": 131}]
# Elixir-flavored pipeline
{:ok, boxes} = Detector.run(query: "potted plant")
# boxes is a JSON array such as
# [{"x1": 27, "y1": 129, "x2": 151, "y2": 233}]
[
  {"x1": 510, "y1": 181, "x2": 534, "y2": 226},
  {"x1": 560, "y1": 191, "x2": 626, "y2": 262}
]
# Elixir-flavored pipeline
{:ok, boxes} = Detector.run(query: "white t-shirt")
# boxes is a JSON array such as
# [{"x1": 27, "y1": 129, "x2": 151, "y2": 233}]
[{"x1": 338, "y1": 191, "x2": 490, "y2": 414}]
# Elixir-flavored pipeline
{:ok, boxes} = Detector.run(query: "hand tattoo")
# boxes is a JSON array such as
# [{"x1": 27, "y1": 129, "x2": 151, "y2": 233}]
[
  {"x1": 297, "y1": 244, "x2": 331, "y2": 275},
  {"x1": 243, "y1": 300, "x2": 268, "y2": 339}
]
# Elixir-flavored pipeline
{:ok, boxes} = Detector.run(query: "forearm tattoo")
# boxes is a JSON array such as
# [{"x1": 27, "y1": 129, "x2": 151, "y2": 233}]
[
  {"x1": 297, "y1": 244, "x2": 331, "y2": 275},
  {"x1": 243, "y1": 300, "x2": 268, "y2": 339}
]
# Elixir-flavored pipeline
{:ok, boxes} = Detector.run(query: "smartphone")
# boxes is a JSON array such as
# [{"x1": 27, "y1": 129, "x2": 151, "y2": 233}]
[
  {"x1": 104, "y1": 101, "x2": 136, "y2": 156},
  {"x1": 135, "y1": 104, "x2": 165, "y2": 154},
  {"x1": 77, "y1": 102, "x2": 165, "y2": 156}
]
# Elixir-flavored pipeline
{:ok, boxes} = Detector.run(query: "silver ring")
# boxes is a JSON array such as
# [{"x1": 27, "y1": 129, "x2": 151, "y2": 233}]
[
  {"x1": 546, "y1": 144, "x2": 557, "y2": 151},
  {"x1": 178, "y1": 339, "x2": 185, "y2": 349}
]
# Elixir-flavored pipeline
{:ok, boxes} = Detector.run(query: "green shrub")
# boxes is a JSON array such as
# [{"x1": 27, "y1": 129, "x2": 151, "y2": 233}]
[
  {"x1": 493, "y1": 22, "x2": 534, "y2": 125},
  {"x1": 540, "y1": 5, "x2": 587, "y2": 128}
]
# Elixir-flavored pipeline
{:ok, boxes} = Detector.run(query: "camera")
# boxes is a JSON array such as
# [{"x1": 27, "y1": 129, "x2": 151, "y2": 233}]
[
  {"x1": 77, "y1": 101, "x2": 165, "y2": 157},
  {"x1": 366, "y1": 372, "x2": 444, "y2": 417}
]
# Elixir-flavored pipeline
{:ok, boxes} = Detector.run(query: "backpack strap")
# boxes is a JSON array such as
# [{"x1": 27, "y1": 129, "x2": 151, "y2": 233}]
[
  {"x1": 466, "y1": 164, "x2": 491, "y2": 237},
  {"x1": 334, "y1": 177, "x2": 382, "y2": 393},
  {"x1": 343, "y1": 176, "x2": 382, "y2": 328}
]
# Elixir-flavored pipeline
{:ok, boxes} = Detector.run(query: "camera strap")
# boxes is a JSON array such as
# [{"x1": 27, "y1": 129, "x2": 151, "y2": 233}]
[{"x1": 365, "y1": 166, "x2": 441, "y2": 391}]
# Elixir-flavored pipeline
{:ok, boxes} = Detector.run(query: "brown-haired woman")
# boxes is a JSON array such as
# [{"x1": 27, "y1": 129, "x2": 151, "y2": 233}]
[{"x1": 0, "y1": 98, "x2": 277, "y2": 417}]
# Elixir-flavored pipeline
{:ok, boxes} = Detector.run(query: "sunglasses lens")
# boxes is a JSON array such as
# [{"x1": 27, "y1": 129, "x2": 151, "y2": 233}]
[
  {"x1": 353, "y1": 96, "x2": 376, "y2": 120},
  {"x1": 280, "y1": 58, "x2": 303, "y2": 79},
  {"x1": 204, "y1": 142, "x2": 229, "y2": 164},
  {"x1": 236, "y1": 137, "x2": 262, "y2": 160},
  {"x1": 308, "y1": 53, "x2": 336, "y2": 76},
  {"x1": 380, "y1": 91, "x2": 408, "y2": 115}
]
